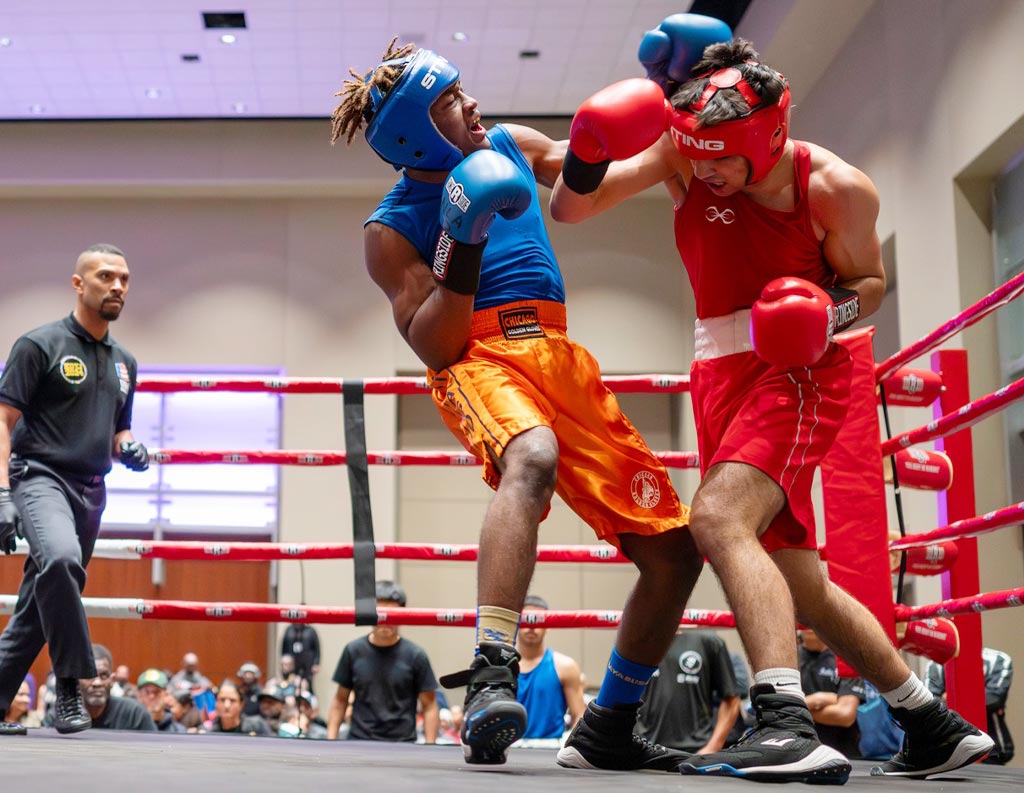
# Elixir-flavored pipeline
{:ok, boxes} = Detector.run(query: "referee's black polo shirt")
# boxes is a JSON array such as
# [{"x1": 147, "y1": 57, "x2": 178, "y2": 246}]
[{"x1": 0, "y1": 312, "x2": 138, "y2": 479}]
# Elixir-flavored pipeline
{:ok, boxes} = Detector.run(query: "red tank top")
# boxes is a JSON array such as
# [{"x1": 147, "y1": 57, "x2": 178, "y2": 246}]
[{"x1": 675, "y1": 140, "x2": 834, "y2": 319}]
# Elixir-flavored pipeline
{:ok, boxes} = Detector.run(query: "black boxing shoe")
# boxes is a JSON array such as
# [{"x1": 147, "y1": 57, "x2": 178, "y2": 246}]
[
  {"x1": 53, "y1": 677, "x2": 91, "y2": 735},
  {"x1": 557, "y1": 700, "x2": 690, "y2": 772},
  {"x1": 0, "y1": 721, "x2": 27, "y2": 736},
  {"x1": 870, "y1": 697, "x2": 994, "y2": 778},
  {"x1": 439, "y1": 642, "x2": 526, "y2": 765},
  {"x1": 680, "y1": 684, "x2": 851, "y2": 784}
]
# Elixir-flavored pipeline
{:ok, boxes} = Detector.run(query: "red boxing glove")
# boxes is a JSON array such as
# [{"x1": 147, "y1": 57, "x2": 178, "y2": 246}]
[
  {"x1": 750, "y1": 277, "x2": 860, "y2": 368},
  {"x1": 562, "y1": 78, "x2": 669, "y2": 194}
]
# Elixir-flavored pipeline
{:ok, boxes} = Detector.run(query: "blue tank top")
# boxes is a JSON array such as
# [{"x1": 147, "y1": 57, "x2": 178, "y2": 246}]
[
  {"x1": 516, "y1": 648, "x2": 568, "y2": 739},
  {"x1": 365, "y1": 125, "x2": 565, "y2": 310}
]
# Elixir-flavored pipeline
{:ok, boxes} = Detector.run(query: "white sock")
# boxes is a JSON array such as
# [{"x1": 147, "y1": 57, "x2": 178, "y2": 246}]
[
  {"x1": 882, "y1": 673, "x2": 935, "y2": 711},
  {"x1": 754, "y1": 668, "x2": 806, "y2": 704}
]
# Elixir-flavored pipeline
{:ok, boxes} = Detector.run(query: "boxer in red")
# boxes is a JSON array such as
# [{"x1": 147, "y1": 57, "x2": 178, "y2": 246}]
[{"x1": 551, "y1": 26, "x2": 993, "y2": 784}]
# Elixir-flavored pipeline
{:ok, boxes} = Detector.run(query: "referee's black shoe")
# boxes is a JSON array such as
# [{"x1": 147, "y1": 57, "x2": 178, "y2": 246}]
[
  {"x1": 557, "y1": 701, "x2": 691, "y2": 771},
  {"x1": 440, "y1": 642, "x2": 526, "y2": 765},
  {"x1": 53, "y1": 677, "x2": 91, "y2": 734},
  {"x1": 0, "y1": 721, "x2": 27, "y2": 736}
]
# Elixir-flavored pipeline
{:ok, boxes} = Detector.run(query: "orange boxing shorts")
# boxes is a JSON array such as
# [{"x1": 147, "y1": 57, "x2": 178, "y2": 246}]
[
  {"x1": 427, "y1": 300, "x2": 689, "y2": 546},
  {"x1": 690, "y1": 342, "x2": 853, "y2": 552}
]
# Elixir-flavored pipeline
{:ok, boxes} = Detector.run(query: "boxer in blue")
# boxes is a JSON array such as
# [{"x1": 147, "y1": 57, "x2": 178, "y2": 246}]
[{"x1": 329, "y1": 26, "x2": 725, "y2": 770}]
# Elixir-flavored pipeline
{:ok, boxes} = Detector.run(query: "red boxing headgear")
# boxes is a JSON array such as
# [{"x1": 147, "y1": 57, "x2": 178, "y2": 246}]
[{"x1": 669, "y1": 65, "x2": 791, "y2": 184}]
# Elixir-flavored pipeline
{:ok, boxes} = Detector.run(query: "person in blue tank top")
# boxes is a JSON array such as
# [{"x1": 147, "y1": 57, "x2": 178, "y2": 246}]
[
  {"x1": 516, "y1": 595, "x2": 585, "y2": 740},
  {"x1": 330, "y1": 37, "x2": 706, "y2": 772}
]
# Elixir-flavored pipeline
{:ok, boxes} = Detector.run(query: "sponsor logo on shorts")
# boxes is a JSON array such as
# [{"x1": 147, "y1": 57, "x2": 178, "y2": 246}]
[
  {"x1": 630, "y1": 470, "x2": 661, "y2": 508},
  {"x1": 498, "y1": 307, "x2": 545, "y2": 340},
  {"x1": 59, "y1": 355, "x2": 87, "y2": 384}
]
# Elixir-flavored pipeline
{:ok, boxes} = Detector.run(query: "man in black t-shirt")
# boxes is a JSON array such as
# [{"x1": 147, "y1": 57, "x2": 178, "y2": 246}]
[
  {"x1": 798, "y1": 628, "x2": 866, "y2": 758},
  {"x1": 637, "y1": 629, "x2": 741, "y2": 753},
  {"x1": 0, "y1": 244, "x2": 148, "y2": 737},
  {"x1": 43, "y1": 645, "x2": 154, "y2": 732},
  {"x1": 326, "y1": 581, "x2": 439, "y2": 742}
]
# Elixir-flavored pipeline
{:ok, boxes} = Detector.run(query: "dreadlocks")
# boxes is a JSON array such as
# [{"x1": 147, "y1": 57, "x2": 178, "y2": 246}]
[{"x1": 330, "y1": 37, "x2": 416, "y2": 145}]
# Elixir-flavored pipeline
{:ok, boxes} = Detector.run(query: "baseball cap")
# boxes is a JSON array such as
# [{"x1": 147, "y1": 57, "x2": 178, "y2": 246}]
[
  {"x1": 237, "y1": 662, "x2": 261, "y2": 677},
  {"x1": 258, "y1": 684, "x2": 286, "y2": 703},
  {"x1": 137, "y1": 668, "x2": 169, "y2": 689}
]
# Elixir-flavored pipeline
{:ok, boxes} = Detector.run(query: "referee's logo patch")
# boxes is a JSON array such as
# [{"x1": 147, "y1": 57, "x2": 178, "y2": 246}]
[{"x1": 59, "y1": 355, "x2": 88, "y2": 384}]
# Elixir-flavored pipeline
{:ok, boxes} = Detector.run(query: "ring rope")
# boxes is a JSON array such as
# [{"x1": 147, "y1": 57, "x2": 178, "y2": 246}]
[
  {"x1": 874, "y1": 269, "x2": 1024, "y2": 382},
  {"x1": 879, "y1": 375, "x2": 1024, "y2": 457},
  {"x1": 136, "y1": 373, "x2": 692, "y2": 396},
  {"x1": 0, "y1": 596, "x2": 734, "y2": 628},
  {"x1": 149, "y1": 448, "x2": 702, "y2": 468},
  {"x1": 894, "y1": 586, "x2": 1024, "y2": 621},
  {"x1": 888, "y1": 501, "x2": 1024, "y2": 551}
]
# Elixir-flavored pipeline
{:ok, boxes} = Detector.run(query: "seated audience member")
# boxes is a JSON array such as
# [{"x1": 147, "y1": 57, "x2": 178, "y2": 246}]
[
  {"x1": 237, "y1": 662, "x2": 264, "y2": 716},
  {"x1": 207, "y1": 680, "x2": 272, "y2": 736},
  {"x1": 515, "y1": 595, "x2": 586, "y2": 739},
  {"x1": 637, "y1": 628, "x2": 741, "y2": 754},
  {"x1": 43, "y1": 645, "x2": 154, "y2": 731},
  {"x1": 112, "y1": 664, "x2": 136, "y2": 699},
  {"x1": 5, "y1": 679, "x2": 43, "y2": 728},
  {"x1": 168, "y1": 684, "x2": 205, "y2": 732},
  {"x1": 297, "y1": 690, "x2": 328, "y2": 739},
  {"x1": 798, "y1": 628, "x2": 866, "y2": 758},
  {"x1": 170, "y1": 652, "x2": 216, "y2": 717},
  {"x1": 257, "y1": 684, "x2": 287, "y2": 733},
  {"x1": 926, "y1": 647, "x2": 1014, "y2": 765},
  {"x1": 136, "y1": 668, "x2": 185, "y2": 733},
  {"x1": 327, "y1": 581, "x2": 439, "y2": 742},
  {"x1": 265, "y1": 654, "x2": 300, "y2": 702}
]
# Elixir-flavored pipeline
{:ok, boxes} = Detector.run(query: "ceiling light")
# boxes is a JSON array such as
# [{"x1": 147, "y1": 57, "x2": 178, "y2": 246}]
[
  {"x1": 220, "y1": 33, "x2": 237, "y2": 45},
  {"x1": 232, "y1": 101, "x2": 247, "y2": 113},
  {"x1": 452, "y1": 32, "x2": 467, "y2": 42},
  {"x1": 28, "y1": 103, "x2": 45, "y2": 114},
  {"x1": 145, "y1": 87, "x2": 161, "y2": 99},
  {"x1": 0, "y1": 37, "x2": 12, "y2": 48}
]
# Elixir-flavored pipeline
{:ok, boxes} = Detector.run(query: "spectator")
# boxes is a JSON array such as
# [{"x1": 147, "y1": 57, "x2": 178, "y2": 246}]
[
  {"x1": 136, "y1": 668, "x2": 185, "y2": 733},
  {"x1": 265, "y1": 654, "x2": 300, "y2": 702},
  {"x1": 170, "y1": 652, "x2": 215, "y2": 717},
  {"x1": 43, "y1": 644, "x2": 154, "y2": 731},
  {"x1": 168, "y1": 683, "x2": 204, "y2": 733},
  {"x1": 257, "y1": 684, "x2": 286, "y2": 733},
  {"x1": 637, "y1": 629, "x2": 741, "y2": 754},
  {"x1": 798, "y1": 628, "x2": 866, "y2": 759},
  {"x1": 297, "y1": 690, "x2": 328, "y2": 739},
  {"x1": 207, "y1": 680, "x2": 272, "y2": 736},
  {"x1": 4, "y1": 679, "x2": 43, "y2": 728},
  {"x1": 112, "y1": 664, "x2": 136, "y2": 699},
  {"x1": 515, "y1": 595, "x2": 586, "y2": 739},
  {"x1": 327, "y1": 581, "x2": 439, "y2": 742},
  {"x1": 236, "y1": 662, "x2": 263, "y2": 716},
  {"x1": 281, "y1": 624, "x2": 321, "y2": 690},
  {"x1": 925, "y1": 647, "x2": 1014, "y2": 765}
]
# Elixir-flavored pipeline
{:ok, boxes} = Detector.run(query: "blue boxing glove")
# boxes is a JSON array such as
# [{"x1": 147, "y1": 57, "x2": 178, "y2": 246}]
[
  {"x1": 432, "y1": 150, "x2": 533, "y2": 295},
  {"x1": 638, "y1": 13, "x2": 733, "y2": 96}
]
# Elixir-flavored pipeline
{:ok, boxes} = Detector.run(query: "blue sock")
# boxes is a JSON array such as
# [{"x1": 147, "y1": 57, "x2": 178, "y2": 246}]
[{"x1": 595, "y1": 648, "x2": 657, "y2": 708}]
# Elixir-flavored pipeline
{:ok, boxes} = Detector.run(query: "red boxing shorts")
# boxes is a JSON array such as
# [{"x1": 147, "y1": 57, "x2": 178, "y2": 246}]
[
  {"x1": 690, "y1": 342, "x2": 853, "y2": 552},
  {"x1": 427, "y1": 300, "x2": 689, "y2": 547}
]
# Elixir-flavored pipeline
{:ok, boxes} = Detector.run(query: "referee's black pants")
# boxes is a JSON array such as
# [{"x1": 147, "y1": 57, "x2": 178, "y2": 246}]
[{"x1": 0, "y1": 459, "x2": 104, "y2": 710}]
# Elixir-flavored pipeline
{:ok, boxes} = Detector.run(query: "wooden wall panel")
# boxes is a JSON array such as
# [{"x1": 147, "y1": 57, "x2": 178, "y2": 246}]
[{"x1": 0, "y1": 557, "x2": 271, "y2": 698}]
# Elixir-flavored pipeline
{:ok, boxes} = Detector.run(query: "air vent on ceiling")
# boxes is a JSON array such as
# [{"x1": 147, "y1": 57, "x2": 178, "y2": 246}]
[
  {"x1": 202, "y1": 12, "x2": 247, "y2": 29},
  {"x1": 519, "y1": 50, "x2": 540, "y2": 59}
]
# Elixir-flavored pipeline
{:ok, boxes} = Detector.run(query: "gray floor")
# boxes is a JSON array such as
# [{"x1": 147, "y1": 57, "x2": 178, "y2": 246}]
[{"x1": 3, "y1": 729, "x2": 1021, "y2": 793}]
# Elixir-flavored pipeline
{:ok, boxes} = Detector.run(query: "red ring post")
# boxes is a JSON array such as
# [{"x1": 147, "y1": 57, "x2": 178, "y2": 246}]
[{"x1": 932, "y1": 349, "x2": 986, "y2": 730}]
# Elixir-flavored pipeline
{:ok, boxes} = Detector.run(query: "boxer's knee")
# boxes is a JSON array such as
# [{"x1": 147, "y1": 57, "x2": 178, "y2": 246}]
[{"x1": 501, "y1": 426, "x2": 558, "y2": 499}]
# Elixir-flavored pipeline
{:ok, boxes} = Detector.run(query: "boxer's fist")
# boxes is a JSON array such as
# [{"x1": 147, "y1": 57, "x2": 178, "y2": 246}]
[
  {"x1": 440, "y1": 150, "x2": 532, "y2": 244},
  {"x1": 433, "y1": 150, "x2": 532, "y2": 295},
  {"x1": 750, "y1": 277, "x2": 834, "y2": 368},
  {"x1": 638, "y1": 13, "x2": 733, "y2": 96},
  {"x1": 119, "y1": 440, "x2": 150, "y2": 472},
  {"x1": 562, "y1": 79, "x2": 668, "y2": 194},
  {"x1": 0, "y1": 487, "x2": 23, "y2": 555}
]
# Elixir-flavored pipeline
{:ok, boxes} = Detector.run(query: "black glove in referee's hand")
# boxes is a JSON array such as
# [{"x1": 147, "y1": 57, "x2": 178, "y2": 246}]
[
  {"x1": 119, "y1": 440, "x2": 150, "y2": 472},
  {"x1": 0, "y1": 487, "x2": 23, "y2": 555}
]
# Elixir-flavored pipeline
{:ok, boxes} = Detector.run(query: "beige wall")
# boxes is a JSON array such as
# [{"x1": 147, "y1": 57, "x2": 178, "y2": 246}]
[{"x1": 0, "y1": 0, "x2": 1020, "y2": 756}]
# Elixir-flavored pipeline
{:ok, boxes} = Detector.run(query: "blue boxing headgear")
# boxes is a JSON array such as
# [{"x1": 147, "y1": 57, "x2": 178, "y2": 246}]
[{"x1": 364, "y1": 48, "x2": 462, "y2": 171}]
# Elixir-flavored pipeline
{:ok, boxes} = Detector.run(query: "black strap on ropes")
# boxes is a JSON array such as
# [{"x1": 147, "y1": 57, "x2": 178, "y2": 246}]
[{"x1": 343, "y1": 379, "x2": 378, "y2": 625}]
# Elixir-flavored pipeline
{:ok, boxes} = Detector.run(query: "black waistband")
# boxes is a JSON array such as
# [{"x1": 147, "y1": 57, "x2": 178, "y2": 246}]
[{"x1": 10, "y1": 455, "x2": 104, "y2": 486}]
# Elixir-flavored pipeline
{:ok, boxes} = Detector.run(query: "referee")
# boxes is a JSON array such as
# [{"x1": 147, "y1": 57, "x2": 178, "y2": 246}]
[{"x1": 0, "y1": 243, "x2": 149, "y2": 736}]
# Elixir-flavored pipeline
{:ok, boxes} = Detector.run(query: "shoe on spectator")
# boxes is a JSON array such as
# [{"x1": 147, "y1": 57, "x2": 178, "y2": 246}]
[
  {"x1": 870, "y1": 697, "x2": 994, "y2": 778},
  {"x1": 680, "y1": 684, "x2": 851, "y2": 784},
  {"x1": 53, "y1": 677, "x2": 91, "y2": 734},
  {"x1": 557, "y1": 700, "x2": 690, "y2": 771},
  {"x1": 440, "y1": 641, "x2": 526, "y2": 765}
]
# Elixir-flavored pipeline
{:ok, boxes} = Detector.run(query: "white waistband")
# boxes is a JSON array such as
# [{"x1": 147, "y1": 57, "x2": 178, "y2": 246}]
[{"x1": 694, "y1": 310, "x2": 754, "y2": 361}]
